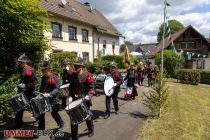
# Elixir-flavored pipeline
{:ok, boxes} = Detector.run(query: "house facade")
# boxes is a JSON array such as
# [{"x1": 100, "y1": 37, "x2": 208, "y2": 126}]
[
  {"x1": 41, "y1": 0, "x2": 121, "y2": 62},
  {"x1": 147, "y1": 25, "x2": 210, "y2": 70},
  {"x1": 93, "y1": 32, "x2": 120, "y2": 59}
]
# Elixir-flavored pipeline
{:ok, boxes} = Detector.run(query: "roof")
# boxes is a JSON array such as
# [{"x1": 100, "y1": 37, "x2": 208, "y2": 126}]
[
  {"x1": 149, "y1": 25, "x2": 210, "y2": 58},
  {"x1": 40, "y1": 0, "x2": 121, "y2": 36},
  {"x1": 128, "y1": 43, "x2": 157, "y2": 54}
]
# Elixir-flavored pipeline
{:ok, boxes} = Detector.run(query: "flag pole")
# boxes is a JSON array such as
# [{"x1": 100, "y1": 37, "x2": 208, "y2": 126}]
[{"x1": 161, "y1": 0, "x2": 166, "y2": 81}]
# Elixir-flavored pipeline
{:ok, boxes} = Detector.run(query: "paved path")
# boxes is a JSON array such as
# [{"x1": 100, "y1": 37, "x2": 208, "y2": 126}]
[{"x1": 0, "y1": 85, "x2": 149, "y2": 140}]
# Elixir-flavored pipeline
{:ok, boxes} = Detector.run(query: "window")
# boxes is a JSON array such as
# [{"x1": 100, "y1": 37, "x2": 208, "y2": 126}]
[
  {"x1": 51, "y1": 22, "x2": 62, "y2": 38},
  {"x1": 197, "y1": 59, "x2": 205, "y2": 69},
  {"x1": 181, "y1": 42, "x2": 194, "y2": 50},
  {"x1": 103, "y1": 40, "x2": 106, "y2": 55},
  {"x1": 82, "y1": 52, "x2": 89, "y2": 63},
  {"x1": 68, "y1": 26, "x2": 77, "y2": 40},
  {"x1": 82, "y1": 29, "x2": 89, "y2": 42}
]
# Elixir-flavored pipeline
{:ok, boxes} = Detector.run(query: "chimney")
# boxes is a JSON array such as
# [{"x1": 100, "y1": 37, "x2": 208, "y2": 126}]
[{"x1": 84, "y1": 2, "x2": 93, "y2": 12}]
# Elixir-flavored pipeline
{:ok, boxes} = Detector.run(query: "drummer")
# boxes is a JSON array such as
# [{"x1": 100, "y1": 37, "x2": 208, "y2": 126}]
[
  {"x1": 38, "y1": 61, "x2": 64, "y2": 130},
  {"x1": 61, "y1": 58, "x2": 74, "y2": 109},
  {"x1": 104, "y1": 62, "x2": 123, "y2": 119},
  {"x1": 68, "y1": 57, "x2": 95, "y2": 140},
  {"x1": 15, "y1": 54, "x2": 37, "y2": 129}
]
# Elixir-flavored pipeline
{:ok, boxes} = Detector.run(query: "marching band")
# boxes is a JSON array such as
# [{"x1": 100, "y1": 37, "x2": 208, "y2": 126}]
[{"x1": 9, "y1": 54, "x2": 159, "y2": 140}]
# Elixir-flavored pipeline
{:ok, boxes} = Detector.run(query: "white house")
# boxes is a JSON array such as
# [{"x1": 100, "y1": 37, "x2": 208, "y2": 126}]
[{"x1": 41, "y1": 0, "x2": 121, "y2": 62}]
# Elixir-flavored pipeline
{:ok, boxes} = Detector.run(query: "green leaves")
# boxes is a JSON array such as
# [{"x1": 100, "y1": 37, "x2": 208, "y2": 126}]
[
  {"x1": 178, "y1": 69, "x2": 201, "y2": 85},
  {"x1": 0, "y1": 0, "x2": 49, "y2": 77},
  {"x1": 155, "y1": 50, "x2": 185, "y2": 78},
  {"x1": 143, "y1": 73, "x2": 169, "y2": 118},
  {"x1": 157, "y1": 19, "x2": 184, "y2": 43},
  {"x1": 0, "y1": 74, "x2": 19, "y2": 119}
]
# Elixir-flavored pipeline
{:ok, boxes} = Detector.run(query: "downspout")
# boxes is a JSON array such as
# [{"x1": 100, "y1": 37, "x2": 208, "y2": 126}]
[{"x1": 92, "y1": 27, "x2": 95, "y2": 62}]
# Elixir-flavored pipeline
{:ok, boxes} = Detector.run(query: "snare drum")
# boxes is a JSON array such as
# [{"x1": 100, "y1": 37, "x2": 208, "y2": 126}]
[
  {"x1": 60, "y1": 84, "x2": 70, "y2": 97},
  {"x1": 29, "y1": 96, "x2": 52, "y2": 118},
  {"x1": 65, "y1": 99, "x2": 90, "y2": 125},
  {"x1": 10, "y1": 92, "x2": 29, "y2": 112}
]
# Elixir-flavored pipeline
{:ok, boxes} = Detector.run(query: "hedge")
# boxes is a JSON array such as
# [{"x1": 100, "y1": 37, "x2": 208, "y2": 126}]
[
  {"x1": 199, "y1": 70, "x2": 210, "y2": 85},
  {"x1": 178, "y1": 69, "x2": 201, "y2": 85},
  {"x1": 0, "y1": 74, "x2": 19, "y2": 119},
  {"x1": 50, "y1": 52, "x2": 77, "y2": 75},
  {"x1": 101, "y1": 55, "x2": 139, "y2": 69}
]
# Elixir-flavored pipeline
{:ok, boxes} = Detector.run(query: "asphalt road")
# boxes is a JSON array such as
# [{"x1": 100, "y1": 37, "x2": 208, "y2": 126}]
[{"x1": 0, "y1": 85, "x2": 149, "y2": 140}]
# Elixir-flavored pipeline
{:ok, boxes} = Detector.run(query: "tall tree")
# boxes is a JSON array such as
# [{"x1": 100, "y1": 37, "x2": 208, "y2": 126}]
[
  {"x1": 157, "y1": 19, "x2": 184, "y2": 43},
  {"x1": 0, "y1": 0, "x2": 49, "y2": 77},
  {"x1": 125, "y1": 41, "x2": 133, "y2": 46}
]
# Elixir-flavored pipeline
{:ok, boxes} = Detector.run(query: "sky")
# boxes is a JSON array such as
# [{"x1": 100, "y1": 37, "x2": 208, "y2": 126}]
[{"x1": 78, "y1": 0, "x2": 210, "y2": 44}]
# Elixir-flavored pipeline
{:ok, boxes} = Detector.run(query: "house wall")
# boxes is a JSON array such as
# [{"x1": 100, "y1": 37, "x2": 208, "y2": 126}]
[
  {"x1": 205, "y1": 58, "x2": 210, "y2": 70},
  {"x1": 173, "y1": 29, "x2": 210, "y2": 70},
  {"x1": 44, "y1": 15, "x2": 94, "y2": 62},
  {"x1": 93, "y1": 32, "x2": 120, "y2": 59}
]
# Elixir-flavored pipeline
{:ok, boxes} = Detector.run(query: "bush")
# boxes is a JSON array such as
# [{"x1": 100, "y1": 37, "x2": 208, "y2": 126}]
[
  {"x1": 85, "y1": 62, "x2": 99, "y2": 74},
  {"x1": 199, "y1": 70, "x2": 210, "y2": 85},
  {"x1": 50, "y1": 52, "x2": 77, "y2": 75},
  {"x1": 101, "y1": 55, "x2": 126, "y2": 69},
  {"x1": 0, "y1": 74, "x2": 19, "y2": 119},
  {"x1": 155, "y1": 50, "x2": 185, "y2": 77},
  {"x1": 178, "y1": 69, "x2": 201, "y2": 85}
]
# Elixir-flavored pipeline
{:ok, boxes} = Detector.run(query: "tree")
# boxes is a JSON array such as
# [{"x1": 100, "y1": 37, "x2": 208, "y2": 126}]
[
  {"x1": 120, "y1": 41, "x2": 133, "y2": 53},
  {"x1": 125, "y1": 41, "x2": 133, "y2": 46},
  {"x1": 0, "y1": 0, "x2": 49, "y2": 79},
  {"x1": 155, "y1": 50, "x2": 185, "y2": 77},
  {"x1": 157, "y1": 19, "x2": 184, "y2": 42},
  {"x1": 143, "y1": 73, "x2": 168, "y2": 118},
  {"x1": 120, "y1": 44, "x2": 126, "y2": 53}
]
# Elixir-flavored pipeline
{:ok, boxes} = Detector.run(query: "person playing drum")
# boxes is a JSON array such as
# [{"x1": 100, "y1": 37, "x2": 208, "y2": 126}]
[
  {"x1": 104, "y1": 62, "x2": 123, "y2": 119},
  {"x1": 68, "y1": 57, "x2": 95, "y2": 140},
  {"x1": 38, "y1": 61, "x2": 64, "y2": 130},
  {"x1": 15, "y1": 54, "x2": 37, "y2": 129},
  {"x1": 61, "y1": 58, "x2": 74, "y2": 109}
]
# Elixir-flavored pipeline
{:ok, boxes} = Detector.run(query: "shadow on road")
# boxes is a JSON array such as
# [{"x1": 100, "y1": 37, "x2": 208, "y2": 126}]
[
  {"x1": 92, "y1": 110, "x2": 105, "y2": 120},
  {"x1": 129, "y1": 111, "x2": 148, "y2": 120}
]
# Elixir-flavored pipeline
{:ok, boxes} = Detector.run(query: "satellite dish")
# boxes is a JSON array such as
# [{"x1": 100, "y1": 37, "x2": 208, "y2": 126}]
[{"x1": 61, "y1": 0, "x2": 67, "y2": 5}]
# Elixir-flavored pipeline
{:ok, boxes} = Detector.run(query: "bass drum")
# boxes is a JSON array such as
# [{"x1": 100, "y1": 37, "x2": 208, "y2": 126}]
[
  {"x1": 65, "y1": 99, "x2": 91, "y2": 125},
  {"x1": 104, "y1": 76, "x2": 115, "y2": 96}
]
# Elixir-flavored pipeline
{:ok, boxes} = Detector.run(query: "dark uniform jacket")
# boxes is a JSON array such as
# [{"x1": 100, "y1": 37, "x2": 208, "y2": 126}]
[
  {"x1": 19, "y1": 65, "x2": 37, "y2": 100},
  {"x1": 40, "y1": 73, "x2": 60, "y2": 103},
  {"x1": 62, "y1": 67, "x2": 74, "y2": 85},
  {"x1": 69, "y1": 70, "x2": 95, "y2": 101},
  {"x1": 124, "y1": 73, "x2": 137, "y2": 87}
]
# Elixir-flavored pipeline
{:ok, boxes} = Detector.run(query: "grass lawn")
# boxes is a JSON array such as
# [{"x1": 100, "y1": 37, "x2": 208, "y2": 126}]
[{"x1": 139, "y1": 82, "x2": 210, "y2": 140}]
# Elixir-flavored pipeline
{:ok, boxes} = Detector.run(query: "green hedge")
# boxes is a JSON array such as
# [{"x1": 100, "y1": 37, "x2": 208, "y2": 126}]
[
  {"x1": 101, "y1": 55, "x2": 126, "y2": 69},
  {"x1": 199, "y1": 70, "x2": 210, "y2": 85},
  {"x1": 50, "y1": 52, "x2": 77, "y2": 75},
  {"x1": 178, "y1": 69, "x2": 201, "y2": 85},
  {"x1": 0, "y1": 74, "x2": 19, "y2": 119}
]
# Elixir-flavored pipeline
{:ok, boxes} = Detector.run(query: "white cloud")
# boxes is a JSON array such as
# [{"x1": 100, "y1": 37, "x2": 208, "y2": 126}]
[{"x1": 78, "y1": 0, "x2": 210, "y2": 44}]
